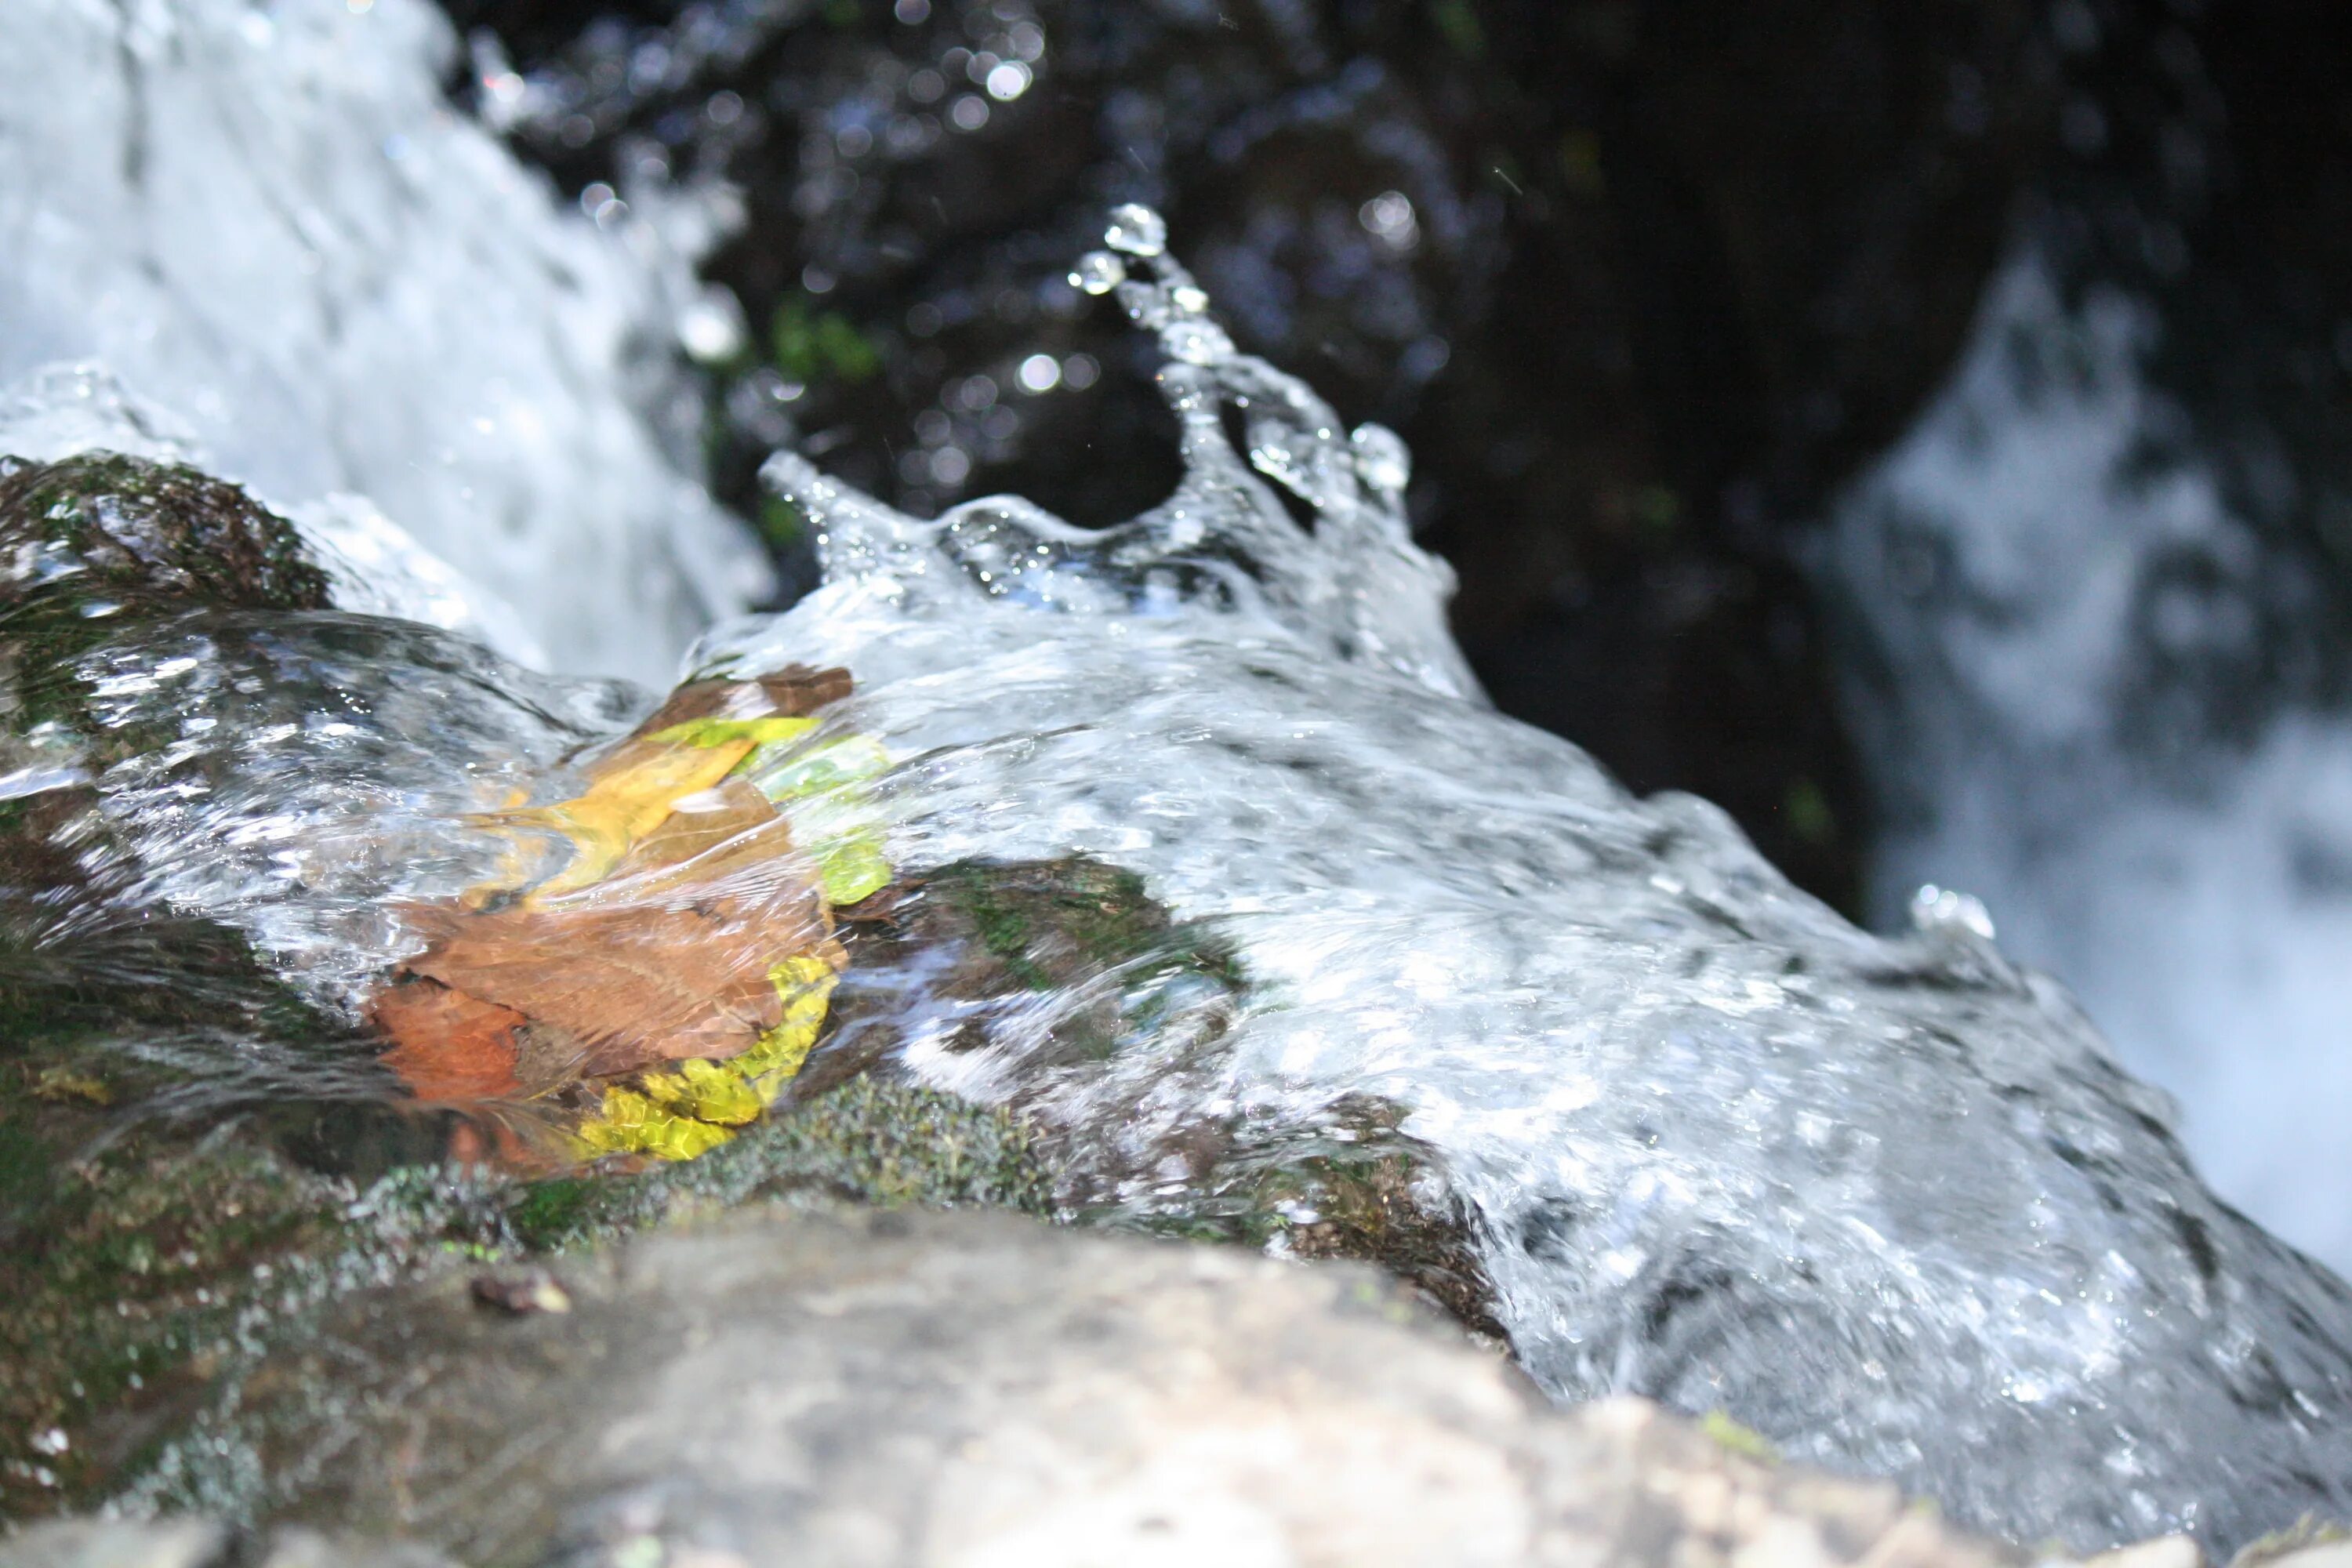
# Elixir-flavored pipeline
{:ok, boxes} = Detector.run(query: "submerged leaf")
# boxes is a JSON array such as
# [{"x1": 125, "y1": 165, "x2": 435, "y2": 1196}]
[
  {"x1": 394, "y1": 836, "x2": 827, "y2": 1080},
  {"x1": 366, "y1": 665, "x2": 884, "y2": 1163},
  {"x1": 573, "y1": 950, "x2": 842, "y2": 1159},
  {"x1": 645, "y1": 715, "x2": 818, "y2": 750},
  {"x1": 492, "y1": 735, "x2": 763, "y2": 899},
  {"x1": 368, "y1": 980, "x2": 528, "y2": 1101}
]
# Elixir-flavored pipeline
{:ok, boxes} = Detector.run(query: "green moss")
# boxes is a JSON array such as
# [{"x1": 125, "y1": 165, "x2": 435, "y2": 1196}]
[
  {"x1": 0, "y1": 452, "x2": 331, "y2": 617},
  {"x1": 920, "y1": 857, "x2": 1241, "y2": 1000},
  {"x1": 503, "y1": 1176, "x2": 602, "y2": 1252},
  {"x1": 0, "y1": 452, "x2": 333, "y2": 735},
  {"x1": 770, "y1": 295, "x2": 880, "y2": 386},
  {"x1": 0, "y1": 1123, "x2": 363, "y2": 1514},
  {"x1": 1119, "y1": 1097, "x2": 1501, "y2": 1338},
  {"x1": 492, "y1": 1080, "x2": 1054, "y2": 1253},
  {"x1": 0, "y1": 1116, "x2": 57, "y2": 1228}
]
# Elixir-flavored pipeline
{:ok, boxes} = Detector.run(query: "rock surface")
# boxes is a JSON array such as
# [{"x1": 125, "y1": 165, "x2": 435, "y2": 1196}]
[{"x1": 127, "y1": 1202, "x2": 2020, "y2": 1568}]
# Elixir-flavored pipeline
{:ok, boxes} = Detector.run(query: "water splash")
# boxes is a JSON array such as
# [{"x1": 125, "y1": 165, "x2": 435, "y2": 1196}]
[
  {"x1": 757, "y1": 203, "x2": 1476, "y2": 704},
  {"x1": 12, "y1": 211, "x2": 2352, "y2": 1552},
  {"x1": 705, "y1": 211, "x2": 2352, "y2": 1552},
  {"x1": 1820, "y1": 250, "x2": 2352, "y2": 1276},
  {"x1": 0, "y1": 0, "x2": 766, "y2": 681}
]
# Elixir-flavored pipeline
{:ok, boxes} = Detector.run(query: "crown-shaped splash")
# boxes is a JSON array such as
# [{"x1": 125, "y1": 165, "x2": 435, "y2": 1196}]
[{"x1": 758, "y1": 206, "x2": 1481, "y2": 701}]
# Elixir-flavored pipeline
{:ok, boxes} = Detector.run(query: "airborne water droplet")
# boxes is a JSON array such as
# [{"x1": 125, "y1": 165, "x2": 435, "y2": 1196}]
[
  {"x1": 1159, "y1": 318, "x2": 1233, "y2": 366},
  {"x1": 1350, "y1": 423, "x2": 1411, "y2": 493},
  {"x1": 1069, "y1": 251, "x2": 1127, "y2": 296},
  {"x1": 1103, "y1": 202, "x2": 1167, "y2": 257}
]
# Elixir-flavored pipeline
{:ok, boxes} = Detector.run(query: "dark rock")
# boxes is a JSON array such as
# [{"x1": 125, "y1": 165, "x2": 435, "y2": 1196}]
[{"x1": 0, "y1": 453, "x2": 332, "y2": 619}]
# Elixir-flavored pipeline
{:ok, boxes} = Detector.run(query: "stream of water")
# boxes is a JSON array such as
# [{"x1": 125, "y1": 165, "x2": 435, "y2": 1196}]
[
  {"x1": 5, "y1": 2, "x2": 2351, "y2": 1551},
  {"x1": 16, "y1": 206, "x2": 2350, "y2": 1552}
]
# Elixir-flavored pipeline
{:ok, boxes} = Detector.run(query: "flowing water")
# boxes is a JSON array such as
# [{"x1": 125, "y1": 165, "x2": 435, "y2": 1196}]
[
  {"x1": 1821, "y1": 249, "x2": 2352, "y2": 1277},
  {"x1": 0, "y1": 0, "x2": 766, "y2": 683},
  {"x1": 13, "y1": 209, "x2": 2352, "y2": 1553}
]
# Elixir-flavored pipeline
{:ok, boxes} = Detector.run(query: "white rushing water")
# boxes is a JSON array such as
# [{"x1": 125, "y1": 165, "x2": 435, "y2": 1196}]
[
  {"x1": 691, "y1": 223, "x2": 2352, "y2": 1551},
  {"x1": 0, "y1": 0, "x2": 765, "y2": 683},
  {"x1": 19, "y1": 214, "x2": 2352, "y2": 1552},
  {"x1": 1820, "y1": 252, "x2": 2352, "y2": 1276}
]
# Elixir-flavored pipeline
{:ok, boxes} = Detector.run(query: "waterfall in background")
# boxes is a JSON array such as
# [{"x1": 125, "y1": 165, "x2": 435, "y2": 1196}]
[
  {"x1": 0, "y1": 0, "x2": 767, "y2": 684},
  {"x1": 1823, "y1": 245, "x2": 2352, "y2": 1275}
]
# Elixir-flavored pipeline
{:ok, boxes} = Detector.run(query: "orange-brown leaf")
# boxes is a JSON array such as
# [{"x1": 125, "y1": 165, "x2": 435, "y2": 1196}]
[
  {"x1": 368, "y1": 980, "x2": 528, "y2": 1101},
  {"x1": 391, "y1": 812, "x2": 830, "y2": 1081}
]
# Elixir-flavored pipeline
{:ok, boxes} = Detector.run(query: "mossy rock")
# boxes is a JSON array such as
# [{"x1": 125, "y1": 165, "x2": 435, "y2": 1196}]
[
  {"x1": 0, "y1": 452, "x2": 330, "y2": 618},
  {"x1": 0, "y1": 1075, "x2": 1051, "y2": 1519},
  {"x1": 0, "y1": 850, "x2": 1494, "y2": 1519},
  {"x1": 0, "y1": 452, "x2": 332, "y2": 736},
  {"x1": 807, "y1": 855, "x2": 1246, "y2": 1091},
  {"x1": 491, "y1": 1077, "x2": 1054, "y2": 1254}
]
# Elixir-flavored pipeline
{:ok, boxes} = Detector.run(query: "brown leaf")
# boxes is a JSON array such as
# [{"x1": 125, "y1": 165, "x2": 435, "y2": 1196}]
[
  {"x1": 368, "y1": 980, "x2": 528, "y2": 1101},
  {"x1": 392, "y1": 808, "x2": 830, "y2": 1081},
  {"x1": 608, "y1": 778, "x2": 789, "y2": 881}
]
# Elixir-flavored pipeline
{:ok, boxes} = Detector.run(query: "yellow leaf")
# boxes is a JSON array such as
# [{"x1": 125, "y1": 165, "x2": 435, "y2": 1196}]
[
  {"x1": 645, "y1": 715, "x2": 822, "y2": 750},
  {"x1": 756, "y1": 735, "x2": 892, "y2": 799},
  {"x1": 492, "y1": 734, "x2": 760, "y2": 899},
  {"x1": 570, "y1": 948, "x2": 844, "y2": 1160},
  {"x1": 574, "y1": 1085, "x2": 736, "y2": 1160},
  {"x1": 739, "y1": 952, "x2": 840, "y2": 1101},
  {"x1": 810, "y1": 830, "x2": 891, "y2": 906}
]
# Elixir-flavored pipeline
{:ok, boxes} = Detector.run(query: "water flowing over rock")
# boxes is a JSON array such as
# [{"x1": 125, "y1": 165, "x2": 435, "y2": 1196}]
[
  {"x1": 0, "y1": 0, "x2": 765, "y2": 682},
  {"x1": 6, "y1": 216, "x2": 2352, "y2": 1554},
  {"x1": 702, "y1": 223, "x2": 2352, "y2": 1552},
  {"x1": 1820, "y1": 250, "x2": 2352, "y2": 1276}
]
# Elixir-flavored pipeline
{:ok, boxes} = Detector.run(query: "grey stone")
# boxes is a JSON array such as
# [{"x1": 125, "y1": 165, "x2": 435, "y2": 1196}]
[{"x1": 150, "y1": 1203, "x2": 2018, "y2": 1568}]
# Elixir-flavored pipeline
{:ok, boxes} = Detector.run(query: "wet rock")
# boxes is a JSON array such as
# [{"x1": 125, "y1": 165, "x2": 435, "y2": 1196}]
[
  {"x1": 0, "y1": 452, "x2": 335, "y2": 735},
  {"x1": 136, "y1": 1201, "x2": 2020, "y2": 1568},
  {"x1": 0, "y1": 1066, "x2": 1051, "y2": 1516},
  {"x1": 0, "y1": 454, "x2": 332, "y2": 619}
]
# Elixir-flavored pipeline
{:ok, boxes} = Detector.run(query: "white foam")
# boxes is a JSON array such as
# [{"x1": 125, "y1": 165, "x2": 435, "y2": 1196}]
[{"x1": 0, "y1": 0, "x2": 767, "y2": 681}]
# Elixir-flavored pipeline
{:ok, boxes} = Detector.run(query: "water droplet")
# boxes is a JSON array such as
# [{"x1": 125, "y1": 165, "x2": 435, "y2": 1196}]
[
  {"x1": 1070, "y1": 251, "x2": 1127, "y2": 296},
  {"x1": 985, "y1": 61, "x2": 1033, "y2": 101},
  {"x1": 1104, "y1": 203, "x2": 1167, "y2": 257},
  {"x1": 1910, "y1": 884, "x2": 1997, "y2": 942},
  {"x1": 1160, "y1": 318, "x2": 1233, "y2": 366},
  {"x1": 1351, "y1": 423, "x2": 1411, "y2": 492},
  {"x1": 1171, "y1": 284, "x2": 1210, "y2": 314}
]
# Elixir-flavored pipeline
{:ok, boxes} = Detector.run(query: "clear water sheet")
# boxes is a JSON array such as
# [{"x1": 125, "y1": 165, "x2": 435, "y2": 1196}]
[
  {"x1": 27, "y1": 214, "x2": 2352, "y2": 1551},
  {"x1": 702, "y1": 216, "x2": 2352, "y2": 1550}
]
